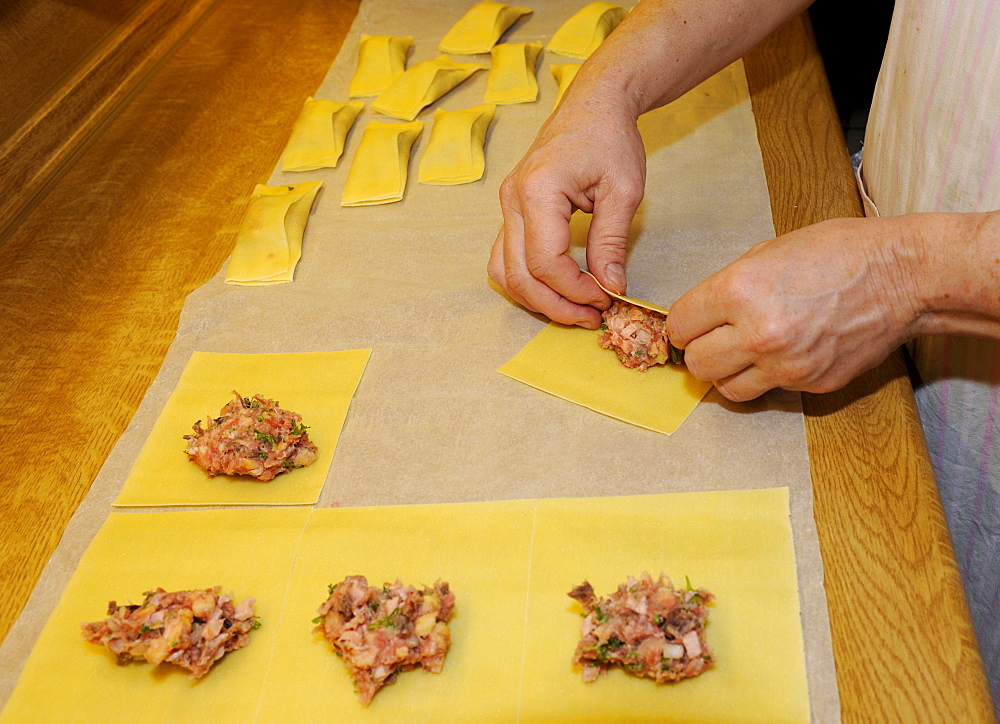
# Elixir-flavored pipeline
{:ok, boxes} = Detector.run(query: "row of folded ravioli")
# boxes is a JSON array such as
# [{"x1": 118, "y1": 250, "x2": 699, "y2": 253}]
[{"x1": 225, "y1": 0, "x2": 626, "y2": 284}]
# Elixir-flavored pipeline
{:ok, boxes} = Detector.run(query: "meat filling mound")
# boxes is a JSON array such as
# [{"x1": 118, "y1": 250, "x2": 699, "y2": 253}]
[
  {"x1": 314, "y1": 575, "x2": 455, "y2": 706},
  {"x1": 81, "y1": 586, "x2": 260, "y2": 678},
  {"x1": 598, "y1": 301, "x2": 683, "y2": 371},
  {"x1": 184, "y1": 391, "x2": 318, "y2": 481},
  {"x1": 569, "y1": 572, "x2": 714, "y2": 683}
]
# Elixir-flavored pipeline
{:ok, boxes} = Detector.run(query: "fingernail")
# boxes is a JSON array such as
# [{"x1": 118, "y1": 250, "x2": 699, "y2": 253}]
[{"x1": 604, "y1": 263, "x2": 625, "y2": 291}]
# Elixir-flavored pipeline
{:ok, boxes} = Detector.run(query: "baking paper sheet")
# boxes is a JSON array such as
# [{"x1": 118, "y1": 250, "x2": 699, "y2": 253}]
[
  {"x1": 4, "y1": 490, "x2": 807, "y2": 722},
  {"x1": 0, "y1": 1, "x2": 839, "y2": 720},
  {"x1": 114, "y1": 350, "x2": 371, "y2": 507}
]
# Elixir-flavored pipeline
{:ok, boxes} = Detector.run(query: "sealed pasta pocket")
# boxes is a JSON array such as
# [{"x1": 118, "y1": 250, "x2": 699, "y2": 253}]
[
  {"x1": 551, "y1": 63, "x2": 582, "y2": 107},
  {"x1": 281, "y1": 97, "x2": 363, "y2": 172},
  {"x1": 418, "y1": 104, "x2": 496, "y2": 185},
  {"x1": 547, "y1": 2, "x2": 627, "y2": 59},
  {"x1": 484, "y1": 42, "x2": 543, "y2": 105},
  {"x1": 226, "y1": 181, "x2": 323, "y2": 286},
  {"x1": 341, "y1": 120, "x2": 423, "y2": 206},
  {"x1": 371, "y1": 56, "x2": 486, "y2": 122},
  {"x1": 349, "y1": 34, "x2": 412, "y2": 98},
  {"x1": 439, "y1": 0, "x2": 533, "y2": 55}
]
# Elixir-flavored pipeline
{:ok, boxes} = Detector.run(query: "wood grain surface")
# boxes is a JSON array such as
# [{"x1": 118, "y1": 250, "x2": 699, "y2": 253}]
[
  {"x1": 746, "y1": 14, "x2": 994, "y2": 721},
  {"x1": 0, "y1": 0, "x2": 359, "y2": 645},
  {"x1": 0, "y1": 2, "x2": 993, "y2": 720}
]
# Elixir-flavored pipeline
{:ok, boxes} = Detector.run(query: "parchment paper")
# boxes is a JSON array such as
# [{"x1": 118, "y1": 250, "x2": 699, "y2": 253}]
[{"x1": 0, "y1": 1, "x2": 840, "y2": 720}]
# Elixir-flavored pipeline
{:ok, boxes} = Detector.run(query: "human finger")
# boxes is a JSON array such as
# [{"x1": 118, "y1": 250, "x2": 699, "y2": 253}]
[
  {"x1": 517, "y1": 177, "x2": 609, "y2": 313},
  {"x1": 500, "y1": 207, "x2": 604, "y2": 328},
  {"x1": 664, "y1": 272, "x2": 741, "y2": 349},
  {"x1": 680, "y1": 324, "x2": 758, "y2": 382},
  {"x1": 585, "y1": 167, "x2": 646, "y2": 296},
  {"x1": 488, "y1": 226, "x2": 540, "y2": 314},
  {"x1": 713, "y1": 365, "x2": 777, "y2": 402}
]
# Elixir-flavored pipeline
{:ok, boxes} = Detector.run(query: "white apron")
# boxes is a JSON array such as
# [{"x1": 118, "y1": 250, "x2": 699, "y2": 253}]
[{"x1": 859, "y1": 0, "x2": 1000, "y2": 707}]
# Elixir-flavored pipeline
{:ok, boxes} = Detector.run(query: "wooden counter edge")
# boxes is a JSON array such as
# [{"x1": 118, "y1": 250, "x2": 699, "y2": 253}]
[{"x1": 746, "y1": 13, "x2": 994, "y2": 721}]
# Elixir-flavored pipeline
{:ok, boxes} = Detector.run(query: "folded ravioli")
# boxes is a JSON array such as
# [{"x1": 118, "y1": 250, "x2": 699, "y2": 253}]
[
  {"x1": 349, "y1": 34, "x2": 412, "y2": 98},
  {"x1": 341, "y1": 120, "x2": 423, "y2": 206},
  {"x1": 484, "y1": 42, "x2": 543, "y2": 104},
  {"x1": 371, "y1": 56, "x2": 486, "y2": 121},
  {"x1": 226, "y1": 181, "x2": 323, "y2": 285},
  {"x1": 439, "y1": 0, "x2": 533, "y2": 55},
  {"x1": 551, "y1": 63, "x2": 582, "y2": 107},
  {"x1": 418, "y1": 104, "x2": 496, "y2": 185},
  {"x1": 281, "y1": 97, "x2": 363, "y2": 172},
  {"x1": 546, "y1": 2, "x2": 627, "y2": 59}
]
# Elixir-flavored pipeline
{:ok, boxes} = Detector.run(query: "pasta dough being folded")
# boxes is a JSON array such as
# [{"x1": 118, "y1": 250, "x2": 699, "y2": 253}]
[
  {"x1": 281, "y1": 97, "x2": 363, "y2": 172},
  {"x1": 225, "y1": 181, "x2": 323, "y2": 286},
  {"x1": 439, "y1": 0, "x2": 533, "y2": 55},
  {"x1": 341, "y1": 120, "x2": 423, "y2": 206},
  {"x1": 484, "y1": 42, "x2": 543, "y2": 105},
  {"x1": 546, "y1": 2, "x2": 627, "y2": 59},
  {"x1": 349, "y1": 34, "x2": 412, "y2": 98},
  {"x1": 371, "y1": 56, "x2": 486, "y2": 122},
  {"x1": 550, "y1": 63, "x2": 582, "y2": 107},
  {"x1": 418, "y1": 104, "x2": 496, "y2": 185}
]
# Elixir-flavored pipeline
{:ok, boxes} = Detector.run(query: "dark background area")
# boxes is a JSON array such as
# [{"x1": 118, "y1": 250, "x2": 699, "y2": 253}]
[{"x1": 808, "y1": 0, "x2": 896, "y2": 156}]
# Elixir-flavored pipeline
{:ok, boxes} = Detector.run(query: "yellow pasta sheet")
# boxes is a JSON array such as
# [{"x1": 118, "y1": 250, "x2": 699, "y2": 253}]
[
  {"x1": 0, "y1": 508, "x2": 311, "y2": 723},
  {"x1": 499, "y1": 322, "x2": 712, "y2": 434},
  {"x1": 2, "y1": 490, "x2": 809, "y2": 722},
  {"x1": 113, "y1": 350, "x2": 371, "y2": 507}
]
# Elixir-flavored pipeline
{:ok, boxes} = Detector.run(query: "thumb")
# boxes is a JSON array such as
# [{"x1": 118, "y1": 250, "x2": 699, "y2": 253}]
[{"x1": 585, "y1": 177, "x2": 643, "y2": 295}]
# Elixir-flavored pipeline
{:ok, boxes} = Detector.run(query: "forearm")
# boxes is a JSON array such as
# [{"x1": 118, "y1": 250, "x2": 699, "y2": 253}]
[
  {"x1": 562, "y1": 0, "x2": 813, "y2": 120},
  {"x1": 905, "y1": 210, "x2": 1000, "y2": 339}
]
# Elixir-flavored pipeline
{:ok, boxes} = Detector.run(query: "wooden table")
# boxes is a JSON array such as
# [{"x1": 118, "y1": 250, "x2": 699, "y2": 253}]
[{"x1": 0, "y1": 0, "x2": 993, "y2": 719}]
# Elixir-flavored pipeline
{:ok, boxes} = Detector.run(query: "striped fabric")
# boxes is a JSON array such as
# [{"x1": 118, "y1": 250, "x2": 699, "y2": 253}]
[{"x1": 861, "y1": 0, "x2": 1000, "y2": 709}]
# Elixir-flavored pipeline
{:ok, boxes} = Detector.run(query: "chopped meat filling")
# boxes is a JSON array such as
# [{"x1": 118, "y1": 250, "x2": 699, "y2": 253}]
[
  {"x1": 569, "y1": 572, "x2": 714, "y2": 684},
  {"x1": 81, "y1": 586, "x2": 260, "y2": 678},
  {"x1": 314, "y1": 575, "x2": 455, "y2": 706},
  {"x1": 184, "y1": 391, "x2": 317, "y2": 481},
  {"x1": 598, "y1": 301, "x2": 683, "y2": 371}
]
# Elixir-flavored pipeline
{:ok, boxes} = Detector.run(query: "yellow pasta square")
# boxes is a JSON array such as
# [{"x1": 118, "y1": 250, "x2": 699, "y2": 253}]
[
  {"x1": 113, "y1": 350, "x2": 371, "y2": 507},
  {"x1": 499, "y1": 322, "x2": 712, "y2": 434},
  {"x1": 0, "y1": 509, "x2": 310, "y2": 722}
]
